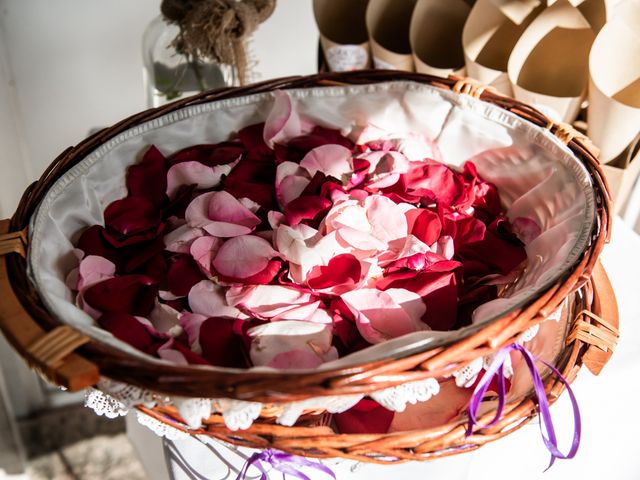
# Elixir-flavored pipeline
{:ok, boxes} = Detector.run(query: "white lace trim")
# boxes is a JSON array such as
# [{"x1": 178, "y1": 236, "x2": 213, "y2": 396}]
[
  {"x1": 175, "y1": 398, "x2": 213, "y2": 429},
  {"x1": 276, "y1": 394, "x2": 364, "y2": 427},
  {"x1": 215, "y1": 399, "x2": 263, "y2": 431},
  {"x1": 136, "y1": 411, "x2": 190, "y2": 441},
  {"x1": 84, "y1": 389, "x2": 128, "y2": 419},
  {"x1": 370, "y1": 378, "x2": 440, "y2": 412}
]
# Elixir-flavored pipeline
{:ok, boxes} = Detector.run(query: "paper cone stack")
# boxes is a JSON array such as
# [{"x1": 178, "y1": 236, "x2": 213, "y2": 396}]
[
  {"x1": 366, "y1": 0, "x2": 417, "y2": 71},
  {"x1": 314, "y1": 0, "x2": 371, "y2": 72},
  {"x1": 507, "y1": 0, "x2": 595, "y2": 122},
  {"x1": 409, "y1": 0, "x2": 470, "y2": 77}
]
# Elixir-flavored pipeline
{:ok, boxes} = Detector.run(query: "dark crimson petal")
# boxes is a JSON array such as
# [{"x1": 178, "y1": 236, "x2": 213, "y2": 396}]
[
  {"x1": 275, "y1": 126, "x2": 354, "y2": 164},
  {"x1": 76, "y1": 225, "x2": 121, "y2": 264},
  {"x1": 164, "y1": 184, "x2": 199, "y2": 220},
  {"x1": 216, "y1": 259, "x2": 283, "y2": 286},
  {"x1": 284, "y1": 195, "x2": 332, "y2": 227},
  {"x1": 307, "y1": 254, "x2": 361, "y2": 289},
  {"x1": 238, "y1": 123, "x2": 273, "y2": 160},
  {"x1": 133, "y1": 252, "x2": 169, "y2": 286},
  {"x1": 97, "y1": 312, "x2": 155, "y2": 351},
  {"x1": 334, "y1": 399, "x2": 394, "y2": 434},
  {"x1": 457, "y1": 284, "x2": 498, "y2": 328},
  {"x1": 411, "y1": 209, "x2": 442, "y2": 246},
  {"x1": 223, "y1": 157, "x2": 277, "y2": 210},
  {"x1": 301, "y1": 171, "x2": 328, "y2": 197},
  {"x1": 458, "y1": 230, "x2": 527, "y2": 275},
  {"x1": 167, "y1": 255, "x2": 206, "y2": 297},
  {"x1": 199, "y1": 317, "x2": 247, "y2": 368},
  {"x1": 168, "y1": 142, "x2": 244, "y2": 167},
  {"x1": 103, "y1": 197, "x2": 164, "y2": 248},
  {"x1": 126, "y1": 145, "x2": 168, "y2": 206},
  {"x1": 122, "y1": 236, "x2": 167, "y2": 274},
  {"x1": 84, "y1": 275, "x2": 159, "y2": 317}
]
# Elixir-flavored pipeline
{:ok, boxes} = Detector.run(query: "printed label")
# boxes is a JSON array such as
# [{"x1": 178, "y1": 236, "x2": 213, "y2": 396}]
[{"x1": 326, "y1": 45, "x2": 369, "y2": 72}]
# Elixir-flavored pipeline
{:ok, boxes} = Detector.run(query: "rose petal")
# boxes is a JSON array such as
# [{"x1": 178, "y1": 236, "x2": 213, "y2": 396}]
[
  {"x1": 148, "y1": 301, "x2": 181, "y2": 334},
  {"x1": 307, "y1": 254, "x2": 361, "y2": 289},
  {"x1": 271, "y1": 301, "x2": 321, "y2": 322},
  {"x1": 164, "y1": 224, "x2": 204, "y2": 253},
  {"x1": 511, "y1": 216, "x2": 541, "y2": 245},
  {"x1": 77, "y1": 255, "x2": 116, "y2": 292},
  {"x1": 284, "y1": 195, "x2": 332, "y2": 227},
  {"x1": 189, "y1": 236, "x2": 223, "y2": 276},
  {"x1": 407, "y1": 208, "x2": 442, "y2": 246},
  {"x1": 84, "y1": 275, "x2": 158, "y2": 317},
  {"x1": 226, "y1": 284, "x2": 315, "y2": 318},
  {"x1": 169, "y1": 142, "x2": 244, "y2": 167},
  {"x1": 341, "y1": 288, "x2": 428, "y2": 344},
  {"x1": 127, "y1": 145, "x2": 167, "y2": 206},
  {"x1": 212, "y1": 236, "x2": 278, "y2": 279},
  {"x1": 248, "y1": 320, "x2": 337, "y2": 368},
  {"x1": 166, "y1": 160, "x2": 234, "y2": 198},
  {"x1": 335, "y1": 399, "x2": 394, "y2": 434},
  {"x1": 300, "y1": 144, "x2": 353, "y2": 181},
  {"x1": 199, "y1": 317, "x2": 247, "y2": 367},
  {"x1": 188, "y1": 280, "x2": 249, "y2": 319},
  {"x1": 103, "y1": 197, "x2": 163, "y2": 248},
  {"x1": 263, "y1": 90, "x2": 303, "y2": 147},
  {"x1": 98, "y1": 312, "x2": 156, "y2": 351},
  {"x1": 167, "y1": 255, "x2": 206, "y2": 297}
]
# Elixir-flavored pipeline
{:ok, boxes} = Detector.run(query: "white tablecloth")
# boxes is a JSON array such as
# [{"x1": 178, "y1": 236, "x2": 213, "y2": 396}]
[{"x1": 127, "y1": 218, "x2": 640, "y2": 480}]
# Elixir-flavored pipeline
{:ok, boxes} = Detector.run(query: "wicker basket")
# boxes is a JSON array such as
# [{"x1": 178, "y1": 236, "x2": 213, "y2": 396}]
[{"x1": 0, "y1": 71, "x2": 617, "y2": 463}]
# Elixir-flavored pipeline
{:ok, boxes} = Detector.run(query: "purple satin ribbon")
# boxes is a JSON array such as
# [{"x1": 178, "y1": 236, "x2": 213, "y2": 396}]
[
  {"x1": 466, "y1": 343, "x2": 581, "y2": 470},
  {"x1": 236, "y1": 449, "x2": 336, "y2": 480}
]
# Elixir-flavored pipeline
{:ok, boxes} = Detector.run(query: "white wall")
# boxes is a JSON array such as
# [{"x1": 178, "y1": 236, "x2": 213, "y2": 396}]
[{"x1": 0, "y1": 0, "x2": 316, "y2": 217}]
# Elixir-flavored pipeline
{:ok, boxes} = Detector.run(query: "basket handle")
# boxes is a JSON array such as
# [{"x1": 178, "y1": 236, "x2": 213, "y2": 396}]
[
  {"x1": 0, "y1": 219, "x2": 100, "y2": 391},
  {"x1": 568, "y1": 261, "x2": 619, "y2": 375}
]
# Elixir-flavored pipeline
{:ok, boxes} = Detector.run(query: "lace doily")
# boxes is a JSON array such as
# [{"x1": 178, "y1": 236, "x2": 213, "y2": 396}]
[
  {"x1": 276, "y1": 394, "x2": 364, "y2": 427},
  {"x1": 370, "y1": 378, "x2": 440, "y2": 412},
  {"x1": 84, "y1": 389, "x2": 128, "y2": 419},
  {"x1": 215, "y1": 399, "x2": 263, "y2": 431},
  {"x1": 136, "y1": 411, "x2": 190, "y2": 441}
]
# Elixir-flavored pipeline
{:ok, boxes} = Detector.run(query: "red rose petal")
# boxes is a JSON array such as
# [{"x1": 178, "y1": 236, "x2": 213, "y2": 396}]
[
  {"x1": 334, "y1": 399, "x2": 394, "y2": 434},
  {"x1": 307, "y1": 254, "x2": 361, "y2": 289},
  {"x1": 168, "y1": 142, "x2": 244, "y2": 167},
  {"x1": 284, "y1": 195, "x2": 332, "y2": 227},
  {"x1": 103, "y1": 197, "x2": 164, "y2": 248},
  {"x1": 126, "y1": 145, "x2": 168, "y2": 206},
  {"x1": 84, "y1": 275, "x2": 159, "y2": 317},
  {"x1": 199, "y1": 317, "x2": 247, "y2": 367},
  {"x1": 407, "y1": 208, "x2": 442, "y2": 246},
  {"x1": 97, "y1": 312, "x2": 155, "y2": 351},
  {"x1": 167, "y1": 255, "x2": 206, "y2": 297}
]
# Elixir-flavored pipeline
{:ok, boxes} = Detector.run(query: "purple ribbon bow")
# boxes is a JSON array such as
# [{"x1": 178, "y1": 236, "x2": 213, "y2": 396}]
[
  {"x1": 466, "y1": 343, "x2": 581, "y2": 470},
  {"x1": 236, "y1": 449, "x2": 336, "y2": 480}
]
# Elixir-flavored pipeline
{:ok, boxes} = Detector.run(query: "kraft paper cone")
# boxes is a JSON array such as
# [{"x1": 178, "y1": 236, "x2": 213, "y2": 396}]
[
  {"x1": 587, "y1": 4, "x2": 640, "y2": 163},
  {"x1": 507, "y1": 0, "x2": 595, "y2": 123},
  {"x1": 489, "y1": 0, "x2": 543, "y2": 24},
  {"x1": 463, "y1": 0, "x2": 543, "y2": 96},
  {"x1": 602, "y1": 134, "x2": 640, "y2": 213},
  {"x1": 366, "y1": 0, "x2": 417, "y2": 71},
  {"x1": 314, "y1": 0, "x2": 371, "y2": 72},
  {"x1": 409, "y1": 0, "x2": 470, "y2": 77}
]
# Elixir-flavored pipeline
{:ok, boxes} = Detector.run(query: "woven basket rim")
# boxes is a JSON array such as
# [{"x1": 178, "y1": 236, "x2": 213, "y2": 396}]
[{"x1": 5, "y1": 71, "x2": 612, "y2": 402}]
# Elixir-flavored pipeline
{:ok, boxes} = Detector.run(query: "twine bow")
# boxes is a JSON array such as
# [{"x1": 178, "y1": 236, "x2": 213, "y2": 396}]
[
  {"x1": 161, "y1": 0, "x2": 276, "y2": 85},
  {"x1": 466, "y1": 343, "x2": 581, "y2": 470},
  {"x1": 236, "y1": 449, "x2": 336, "y2": 480}
]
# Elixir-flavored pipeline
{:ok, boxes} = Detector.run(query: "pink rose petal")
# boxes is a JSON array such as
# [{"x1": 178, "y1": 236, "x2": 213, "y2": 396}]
[
  {"x1": 212, "y1": 236, "x2": 278, "y2": 279},
  {"x1": 77, "y1": 255, "x2": 116, "y2": 292},
  {"x1": 190, "y1": 236, "x2": 223, "y2": 277},
  {"x1": 300, "y1": 144, "x2": 353, "y2": 181},
  {"x1": 226, "y1": 285, "x2": 314, "y2": 318},
  {"x1": 187, "y1": 280, "x2": 249, "y2": 319},
  {"x1": 164, "y1": 224, "x2": 204, "y2": 253},
  {"x1": 341, "y1": 288, "x2": 428, "y2": 344},
  {"x1": 511, "y1": 216, "x2": 542, "y2": 245},
  {"x1": 166, "y1": 160, "x2": 233, "y2": 198},
  {"x1": 263, "y1": 90, "x2": 303, "y2": 147}
]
